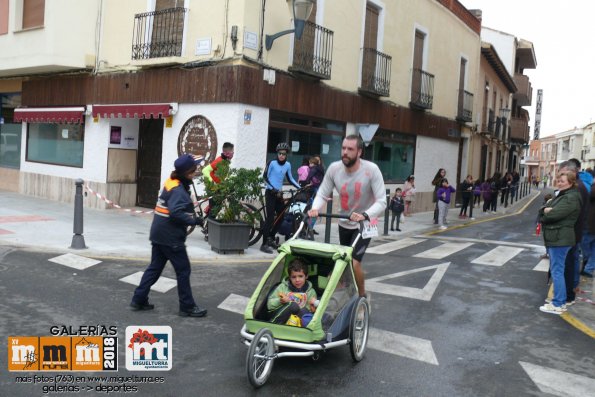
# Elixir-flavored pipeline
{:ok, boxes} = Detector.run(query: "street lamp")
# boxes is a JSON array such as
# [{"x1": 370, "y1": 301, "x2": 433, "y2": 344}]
[
  {"x1": 500, "y1": 108, "x2": 511, "y2": 119},
  {"x1": 265, "y1": 0, "x2": 315, "y2": 51}
]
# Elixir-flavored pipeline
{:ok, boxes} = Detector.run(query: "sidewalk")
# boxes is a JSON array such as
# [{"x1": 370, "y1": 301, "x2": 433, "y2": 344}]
[{"x1": 0, "y1": 188, "x2": 538, "y2": 261}]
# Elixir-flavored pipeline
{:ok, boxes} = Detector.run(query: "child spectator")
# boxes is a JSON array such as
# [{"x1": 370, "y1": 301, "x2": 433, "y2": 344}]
[
  {"x1": 473, "y1": 180, "x2": 482, "y2": 207},
  {"x1": 403, "y1": 175, "x2": 416, "y2": 216},
  {"x1": 297, "y1": 155, "x2": 311, "y2": 187},
  {"x1": 437, "y1": 178, "x2": 456, "y2": 230},
  {"x1": 481, "y1": 179, "x2": 492, "y2": 213},
  {"x1": 390, "y1": 188, "x2": 405, "y2": 231},
  {"x1": 267, "y1": 258, "x2": 317, "y2": 326}
]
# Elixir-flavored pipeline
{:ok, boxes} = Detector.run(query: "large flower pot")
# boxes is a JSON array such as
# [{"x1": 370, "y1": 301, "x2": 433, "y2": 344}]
[{"x1": 207, "y1": 219, "x2": 251, "y2": 254}]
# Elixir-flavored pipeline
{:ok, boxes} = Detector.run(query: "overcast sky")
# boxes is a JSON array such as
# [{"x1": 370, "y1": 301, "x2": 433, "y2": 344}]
[{"x1": 459, "y1": 0, "x2": 595, "y2": 138}]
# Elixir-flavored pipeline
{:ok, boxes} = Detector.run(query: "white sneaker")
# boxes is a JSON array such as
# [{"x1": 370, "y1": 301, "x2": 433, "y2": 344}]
[
  {"x1": 470, "y1": 217, "x2": 475, "y2": 220},
  {"x1": 539, "y1": 303, "x2": 566, "y2": 315},
  {"x1": 439, "y1": 225, "x2": 448, "y2": 230}
]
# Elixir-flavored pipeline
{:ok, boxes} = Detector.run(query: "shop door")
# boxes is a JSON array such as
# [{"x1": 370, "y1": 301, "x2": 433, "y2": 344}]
[{"x1": 137, "y1": 118, "x2": 164, "y2": 208}]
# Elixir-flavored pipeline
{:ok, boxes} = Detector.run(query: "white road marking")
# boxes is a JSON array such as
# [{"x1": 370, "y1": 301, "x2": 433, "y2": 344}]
[
  {"x1": 417, "y1": 235, "x2": 543, "y2": 250},
  {"x1": 366, "y1": 263, "x2": 450, "y2": 301},
  {"x1": 218, "y1": 293, "x2": 249, "y2": 314},
  {"x1": 368, "y1": 328, "x2": 439, "y2": 365},
  {"x1": 519, "y1": 361, "x2": 595, "y2": 396},
  {"x1": 219, "y1": 293, "x2": 438, "y2": 365},
  {"x1": 470, "y1": 246, "x2": 524, "y2": 267},
  {"x1": 533, "y1": 258, "x2": 549, "y2": 272},
  {"x1": 48, "y1": 253, "x2": 101, "y2": 270},
  {"x1": 119, "y1": 271, "x2": 177, "y2": 293},
  {"x1": 414, "y1": 243, "x2": 473, "y2": 259},
  {"x1": 367, "y1": 237, "x2": 426, "y2": 254}
]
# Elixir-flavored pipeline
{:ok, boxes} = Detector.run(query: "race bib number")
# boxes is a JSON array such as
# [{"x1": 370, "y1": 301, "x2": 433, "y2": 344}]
[{"x1": 361, "y1": 218, "x2": 379, "y2": 239}]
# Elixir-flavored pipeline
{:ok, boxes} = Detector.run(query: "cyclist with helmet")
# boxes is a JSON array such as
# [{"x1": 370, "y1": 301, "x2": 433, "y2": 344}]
[{"x1": 261, "y1": 142, "x2": 301, "y2": 253}]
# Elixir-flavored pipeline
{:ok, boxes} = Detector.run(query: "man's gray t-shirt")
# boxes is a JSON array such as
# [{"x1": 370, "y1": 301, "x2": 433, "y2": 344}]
[{"x1": 311, "y1": 159, "x2": 386, "y2": 229}]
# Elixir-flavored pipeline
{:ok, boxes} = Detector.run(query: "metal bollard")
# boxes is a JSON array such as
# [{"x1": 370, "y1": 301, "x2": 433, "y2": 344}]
[
  {"x1": 384, "y1": 189, "x2": 390, "y2": 236},
  {"x1": 70, "y1": 178, "x2": 87, "y2": 249},
  {"x1": 324, "y1": 194, "x2": 333, "y2": 244}
]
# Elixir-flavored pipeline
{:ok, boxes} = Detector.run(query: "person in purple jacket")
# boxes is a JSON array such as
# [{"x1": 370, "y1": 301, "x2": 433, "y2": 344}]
[{"x1": 436, "y1": 178, "x2": 456, "y2": 230}]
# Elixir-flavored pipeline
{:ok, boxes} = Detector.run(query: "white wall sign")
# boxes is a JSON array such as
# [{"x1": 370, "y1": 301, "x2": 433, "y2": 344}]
[
  {"x1": 244, "y1": 31, "x2": 258, "y2": 50},
  {"x1": 195, "y1": 38, "x2": 212, "y2": 55}
]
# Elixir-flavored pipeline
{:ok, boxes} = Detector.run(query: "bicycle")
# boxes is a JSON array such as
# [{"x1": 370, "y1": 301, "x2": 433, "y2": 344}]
[
  {"x1": 250, "y1": 186, "x2": 314, "y2": 247},
  {"x1": 187, "y1": 183, "x2": 263, "y2": 247}
]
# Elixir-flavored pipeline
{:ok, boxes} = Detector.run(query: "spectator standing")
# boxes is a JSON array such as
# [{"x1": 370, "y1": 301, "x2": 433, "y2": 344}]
[
  {"x1": 459, "y1": 175, "x2": 474, "y2": 219},
  {"x1": 481, "y1": 179, "x2": 492, "y2": 213},
  {"x1": 538, "y1": 171, "x2": 581, "y2": 314},
  {"x1": 297, "y1": 155, "x2": 311, "y2": 187},
  {"x1": 436, "y1": 178, "x2": 456, "y2": 230},
  {"x1": 490, "y1": 173, "x2": 501, "y2": 213},
  {"x1": 473, "y1": 180, "x2": 482, "y2": 208},
  {"x1": 432, "y1": 169, "x2": 446, "y2": 224},
  {"x1": 543, "y1": 174, "x2": 549, "y2": 188},
  {"x1": 403, "y1": 175, "x2": 416, "y2": 217},
  {"x1": 390, "y1": 188, "x2": 405, "y2": 231}
]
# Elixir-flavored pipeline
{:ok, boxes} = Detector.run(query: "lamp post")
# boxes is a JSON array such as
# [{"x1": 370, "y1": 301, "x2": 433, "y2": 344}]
[{"x1": 265, "y1": 0, "x2": 314, "y2": 51}]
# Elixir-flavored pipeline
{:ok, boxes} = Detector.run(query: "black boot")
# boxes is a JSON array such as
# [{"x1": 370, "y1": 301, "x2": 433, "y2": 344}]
[{"x1": 260, "y1": 242, "x2": 273, "y2": 254}]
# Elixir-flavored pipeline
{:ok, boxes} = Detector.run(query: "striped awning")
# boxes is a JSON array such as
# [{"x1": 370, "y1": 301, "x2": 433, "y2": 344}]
[{"x1": 14, "y1": 107, "x2": 85, "y2": 124}]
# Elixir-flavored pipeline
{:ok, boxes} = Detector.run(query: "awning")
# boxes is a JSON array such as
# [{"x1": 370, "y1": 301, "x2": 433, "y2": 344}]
[
  {"x1": 14, "y1": 107, "x2": 86, "y2": 124},
  {"x1": 92, "y1": 103, "x2": 172, "y2": 119}
]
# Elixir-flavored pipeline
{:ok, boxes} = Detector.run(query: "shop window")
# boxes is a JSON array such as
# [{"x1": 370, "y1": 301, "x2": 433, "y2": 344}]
[
  {"x1": 0, "y1": 124, "x2": 21, "y2": 168},
  {"x1": 26, "y1": 123, "x2": 84, "y2": 167},
  {"x1": 362, "y1": 130, "x2": 415, "y2": 183},
  {"x1": 267, "y1": 112, "x2": 345, "y2": 179}
]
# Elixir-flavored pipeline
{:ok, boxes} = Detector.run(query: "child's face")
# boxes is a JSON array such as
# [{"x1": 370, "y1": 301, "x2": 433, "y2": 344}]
[
  {"x1": 395, "y1": 190, "x2": 402, "y2": 196},
  {"x1": 289, "y1": 270, "x2": 307, "y2": 289},
  {"x1": 442, "y1": 181, "x2": 448, "y2": 187}
]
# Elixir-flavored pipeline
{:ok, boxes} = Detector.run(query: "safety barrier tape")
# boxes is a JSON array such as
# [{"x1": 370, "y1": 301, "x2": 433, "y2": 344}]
[{"x1": 84, "y1": 185, "x2": 154, "y2": 214}]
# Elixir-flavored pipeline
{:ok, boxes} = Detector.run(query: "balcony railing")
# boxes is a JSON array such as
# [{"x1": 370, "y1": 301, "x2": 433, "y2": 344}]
[
  {"x1": 456, "y1": 89, "x2": 473, "y2": 122},
  {"x1": 132, "y1": 7, "x2": 187, "y2": 60},
  {"x1": 513, "y1": 73, "x2": 532, "y2": 106},
  {"x1": 511, "y1": 116, "x2": 530, "y2": 143},
  {"x1": 410, "y1": 68, "x2": 434, "y2": 110},
  {"x1": 487, "y1": 109, "x2": 495, "y2": 134},
  {"x1": 289, "y1": 21, "x2": 333, "y2": 80},
  {"x1": 359, "y1": 48, "x2": 392, "y2": 97}
]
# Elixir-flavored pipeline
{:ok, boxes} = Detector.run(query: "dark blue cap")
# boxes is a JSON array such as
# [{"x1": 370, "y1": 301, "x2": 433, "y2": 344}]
[{"x1": 174, "y1": 154, "x2": 201, "y2": 174}]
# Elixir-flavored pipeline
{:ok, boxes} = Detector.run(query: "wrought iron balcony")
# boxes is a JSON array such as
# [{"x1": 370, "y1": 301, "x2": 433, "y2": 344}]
[
  {"x1": 132, "y1": 7, "x2": 187, "y2": 60},
  {"x1": 359, "y1": 48, "x2": 392, "y2": 97},
  {"x1": 456, "y1": 89, "x2": 473, "y2": 122},
  {"x1": 289, "y1": 21, "x2": 333, "y2": 80},
  {"x1": 487, "y1": 109, "x2": 495, "y2": 134},
  {"x1": 511, "y1": 116, "x2": 530, "y2": 143},
  {"x1": 410, "y1": 68, "x2": 434, "y2": 110}
]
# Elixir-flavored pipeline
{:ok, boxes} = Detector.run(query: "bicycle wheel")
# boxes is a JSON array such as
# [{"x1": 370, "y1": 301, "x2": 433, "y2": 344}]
[{"x1": 241, "y1": 203, "x2": 263, "y2": 246}]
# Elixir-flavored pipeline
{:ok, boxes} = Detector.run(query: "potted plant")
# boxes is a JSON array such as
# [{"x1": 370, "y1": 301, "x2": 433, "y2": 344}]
[{"x1": 203, "y1": 161, "x2": 264, "y2": 254}]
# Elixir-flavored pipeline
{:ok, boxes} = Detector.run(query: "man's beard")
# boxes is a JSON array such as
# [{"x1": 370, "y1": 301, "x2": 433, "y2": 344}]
[{"x1": 342, "y1": 156, "x2": 357, "y2": 168}]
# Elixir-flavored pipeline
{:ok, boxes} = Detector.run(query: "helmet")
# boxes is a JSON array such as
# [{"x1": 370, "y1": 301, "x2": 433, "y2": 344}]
[{"x1": 276, "y1": 142, "x2": 291, "y2": 152}]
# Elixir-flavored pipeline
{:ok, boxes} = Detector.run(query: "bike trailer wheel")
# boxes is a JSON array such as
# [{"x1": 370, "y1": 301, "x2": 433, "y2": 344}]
[
  {"x1": 246, "y1": 328, "x2": 275, "y2": 388},
  {"x1": 349, "y1": 297, "x2": 370, "y2": 362}
]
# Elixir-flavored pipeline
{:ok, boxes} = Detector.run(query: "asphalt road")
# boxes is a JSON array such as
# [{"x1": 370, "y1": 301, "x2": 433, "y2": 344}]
[{"x1": 1, "y1": 195, "x2": 594, "y2": 396}]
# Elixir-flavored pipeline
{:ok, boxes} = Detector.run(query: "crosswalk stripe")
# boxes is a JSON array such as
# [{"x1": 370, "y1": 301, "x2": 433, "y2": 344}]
[
  {"x1": 218, "y1": 293, "x2": 438, "y2": 365},
  {"x1": 418, "y1": 235, "x2": 543, "y2": 250},
  {"x1": 520, "y1": 361, "x2": 595, "y2": 396},
  {"x1": 368, "y1": 328, "x2": 439, "y2": 365},
  {"x1": 367, "y1": 237, "x2": 426, "y2": 254},
  {"x1": 48, "y1": 253, "x2": 102, "y2": 270},
  {"x1": 119, "y1": 271, "x2": 177, "y2": 293},
  {"x1": 470, "y1": 246, "x2": 524, "y2": 267},
  {"x1": 533, "y1": 258, "x2": 549, "y2": 272},
  {"x1": 413, "y1": 242, "x2": 473, "y2": 259}
]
